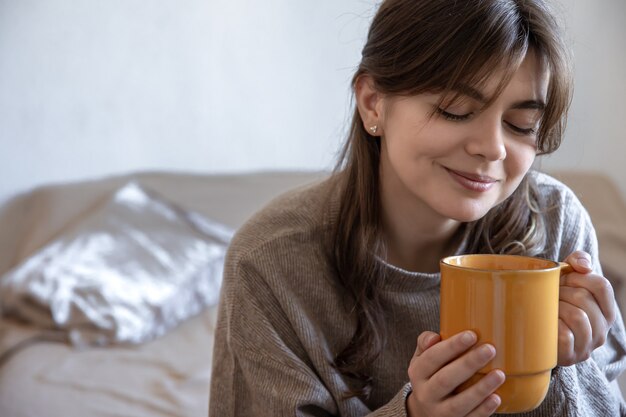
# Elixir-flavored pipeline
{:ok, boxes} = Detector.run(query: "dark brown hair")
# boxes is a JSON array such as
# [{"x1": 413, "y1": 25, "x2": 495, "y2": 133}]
[{"x1": 332, "y1": 0, "x2": 573, "y2": 398}]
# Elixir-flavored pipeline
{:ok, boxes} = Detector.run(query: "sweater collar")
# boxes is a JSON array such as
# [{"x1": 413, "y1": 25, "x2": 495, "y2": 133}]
[{"x1": 376, "y1": 229, "x2": 470, "y2": 292}]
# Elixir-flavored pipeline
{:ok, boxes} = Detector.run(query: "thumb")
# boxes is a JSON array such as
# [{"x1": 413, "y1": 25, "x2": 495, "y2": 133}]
[
  {"x1": 416, "y1": 331, "x2": 441, "y2": 356},
  {"x1": 563, "y1": 251, "x2": 593, "y2": 274}
]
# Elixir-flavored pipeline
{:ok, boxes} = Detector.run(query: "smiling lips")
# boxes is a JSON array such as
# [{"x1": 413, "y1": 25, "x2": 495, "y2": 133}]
[{"x1": 445, "y1": 167, "x2": 498, "y2": 192}]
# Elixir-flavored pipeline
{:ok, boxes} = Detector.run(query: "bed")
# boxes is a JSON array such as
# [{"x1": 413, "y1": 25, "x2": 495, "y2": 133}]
[{"x1": 0, "y1": 169, "x2": 625, "y2": 416}]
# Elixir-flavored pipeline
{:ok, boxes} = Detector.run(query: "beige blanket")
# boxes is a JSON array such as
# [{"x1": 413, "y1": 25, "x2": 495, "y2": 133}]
[{"x1": 0, "y1": 170, "x2": 624, "y2": 416}]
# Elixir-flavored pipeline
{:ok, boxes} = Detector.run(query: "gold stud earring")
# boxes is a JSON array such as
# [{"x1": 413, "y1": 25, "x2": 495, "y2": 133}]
[{"x1": 368, "y1": 125, "x2": 378, "y2": 134}]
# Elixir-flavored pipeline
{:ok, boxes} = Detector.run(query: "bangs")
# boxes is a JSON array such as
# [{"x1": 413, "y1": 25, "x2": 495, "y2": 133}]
[
  {"x1": 415, "y1": 1, "x2": 532, "y2": 105},
  {"x1": 406, "y1": 2, "x2": 564, "y2": 154},
  {"x1": 357, "y1": 0, "x2": 572, "y2": 153}
]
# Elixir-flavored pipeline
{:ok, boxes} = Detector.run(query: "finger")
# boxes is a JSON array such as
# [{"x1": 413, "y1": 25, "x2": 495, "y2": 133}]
[
  {"x1": 563, "y1": 251, "x2": 593, "y2": 274},
  {"x1": 558, "y1": 318, "x2": 576, "y2": 366},
  {"x1": 560, "y1": 286, "x2": 609, "y2": 348},
  {"x1": 558, "y1": 299, "x2": 593, "y2": 359},
  {"x1": 415, "y1": 331, "x2": 442, "y2": 356},
  {"x1": 466, "y1": 393, "x2": 502, "y2": 417},
  {"x1": 444, "y1": 370, "x2": 505, "y2": 416},
  {"x1": 410, "y1": 331, "x2": 477, "y2": 380},
  {"x1": 457, "y1": 370, "x2": 505, "y2": 417},
  {"x1": 428, "y1": 343, "x2": 497, "y2": 399},
  {"x1": 561, "y1": 273, "x2": 617, "y2": 326}
]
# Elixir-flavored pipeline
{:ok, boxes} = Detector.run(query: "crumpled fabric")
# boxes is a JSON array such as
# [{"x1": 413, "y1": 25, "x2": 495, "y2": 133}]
[{"x1": 0, "y1": 182, "x2": 233, "y2": 347}]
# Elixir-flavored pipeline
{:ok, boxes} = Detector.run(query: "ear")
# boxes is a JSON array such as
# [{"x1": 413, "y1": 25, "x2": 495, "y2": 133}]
[{"x1": 354, "y1": 75, "x2": 385, "y2": 136}]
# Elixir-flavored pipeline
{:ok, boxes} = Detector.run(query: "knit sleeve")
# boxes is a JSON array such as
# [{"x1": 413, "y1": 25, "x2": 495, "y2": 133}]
[
  {"x1": 555, "y1": 186, "x2": 626, "y2": 382},
  {"x1": 539, "y1": 181, "x2": 626, "y2": 415},
  {"x1": 209, "y1": 251, "x2": 411, "y2": 417}
]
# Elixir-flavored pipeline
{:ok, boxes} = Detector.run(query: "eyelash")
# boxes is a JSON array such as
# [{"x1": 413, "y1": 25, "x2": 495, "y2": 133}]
[
  {"x1": 505, "y1": 122, "x2": 537, "y2": 136},
  {"x1": 436, "y1": 108, "x2": 471, "y2": 121},
  {"x1": 436, "y1": 108, "x2": 537, "y2": 136}
]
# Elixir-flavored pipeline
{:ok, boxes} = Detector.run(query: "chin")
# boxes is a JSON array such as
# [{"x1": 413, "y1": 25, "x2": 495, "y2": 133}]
[
  {"x1": 439, "y1": 203, "x2": 493, "y2": 223},
  {"x1": 449, "y1": 212, "x2": 489, "y2": 223}
]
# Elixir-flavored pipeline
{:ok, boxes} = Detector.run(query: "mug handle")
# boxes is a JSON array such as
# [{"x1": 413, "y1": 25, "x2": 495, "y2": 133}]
[{"x1": 559, "y1": 262, "x2": 574, "y2": 275}]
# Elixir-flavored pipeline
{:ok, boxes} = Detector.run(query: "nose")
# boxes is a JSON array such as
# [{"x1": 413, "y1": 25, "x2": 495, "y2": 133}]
[{"x1": 465, "y1": 120, "x2": 507, "y2": 161}]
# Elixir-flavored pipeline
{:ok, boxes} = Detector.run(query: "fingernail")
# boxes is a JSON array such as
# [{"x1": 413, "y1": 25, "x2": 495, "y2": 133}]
[
  {"x1": 489, "y1": 394, "x2": 502, "y2": 409},
  {"x1": 479, "y1": 344, "x2": 496, "y2": 360},
  {"x1": 577, "y1": 257, "x2": 591, "y2": 269},
  {"x1": 461, "y1": 331, "x2": 476, "y2": 345},
  {"x1": 494, "y1": 369, "x2": 505, "y2": 382},
  {"x1": 485, "y1": 369, "x2": 505, "y2": 386}
]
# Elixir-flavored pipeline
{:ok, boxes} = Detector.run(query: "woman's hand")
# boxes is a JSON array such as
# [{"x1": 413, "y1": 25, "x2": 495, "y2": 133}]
[
  {"x1": 406, "y1": 330, "x2": 505, "y2": 417},
  {"x1": 558, "y1": 251, "x2": 617, "y2": 366}
]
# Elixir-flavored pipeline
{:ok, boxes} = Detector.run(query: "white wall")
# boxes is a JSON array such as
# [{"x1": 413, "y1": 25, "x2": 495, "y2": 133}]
[
  {"x1": 0, "y1": 0, "x2": 373, "y2": 201},
  {"x1": 0, "y1": 0, "x2": 624, "y2": 202},
  {"x1": 539, "y1": 0, "x2": 626, "y2": 195}
]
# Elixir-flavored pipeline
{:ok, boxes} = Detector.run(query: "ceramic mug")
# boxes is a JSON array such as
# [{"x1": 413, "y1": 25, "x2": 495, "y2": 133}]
[{"x1": 439, "y1": 254, "x2": 572, "y2": 414}]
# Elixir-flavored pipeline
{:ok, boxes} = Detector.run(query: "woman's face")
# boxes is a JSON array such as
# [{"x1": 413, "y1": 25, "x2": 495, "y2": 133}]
[{"x1": 377, "y1": 52, "x2": 548, "y2": 223}]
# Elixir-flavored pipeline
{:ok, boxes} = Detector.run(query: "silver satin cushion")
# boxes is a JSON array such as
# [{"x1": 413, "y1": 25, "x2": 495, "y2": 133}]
[{"x1": 0, "y1": 182, "x2": 233, "y2": 346}]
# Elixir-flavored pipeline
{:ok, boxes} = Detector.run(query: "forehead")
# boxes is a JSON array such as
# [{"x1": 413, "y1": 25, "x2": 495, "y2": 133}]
[
  {"x1": 479, "y1": 51, "x2": 550, "y2": 103},
  {"x1": 513, "y1": 52, "x2": 548, "y2": 87}
]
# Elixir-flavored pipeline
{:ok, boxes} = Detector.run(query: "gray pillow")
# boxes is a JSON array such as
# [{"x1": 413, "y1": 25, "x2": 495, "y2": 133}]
[{"x1": 0, "y1": 182, "x2": 233, "y2": 346}]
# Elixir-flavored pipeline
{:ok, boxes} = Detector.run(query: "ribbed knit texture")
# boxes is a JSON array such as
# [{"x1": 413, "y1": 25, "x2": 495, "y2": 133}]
[{"x1": 209, "y1": 171, "x2": 626, "y2": 416}]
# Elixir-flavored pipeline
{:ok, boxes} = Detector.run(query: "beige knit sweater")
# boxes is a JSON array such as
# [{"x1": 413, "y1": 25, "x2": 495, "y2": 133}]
[{"x1": 209, "y1": 171, "x2": 626, "y2": 416}]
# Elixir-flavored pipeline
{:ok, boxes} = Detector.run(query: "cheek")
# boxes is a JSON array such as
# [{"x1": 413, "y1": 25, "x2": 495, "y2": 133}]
[
  {"x1": 506, "y1": 143, "x2": 537, "y2": 178},
  {"x1": 383, "y1": 108, "x2": 444, "y2": 151},
  {"x1": 389, "y1": 126, "x2": 457, "y2": 160}
]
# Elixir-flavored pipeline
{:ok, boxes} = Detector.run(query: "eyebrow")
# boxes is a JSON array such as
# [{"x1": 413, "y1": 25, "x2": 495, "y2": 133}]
[
  {"x1": 510, "y1": 100, "x2": 546, "y2": 111},
  {"x1": 454, "y1": 85, "x2": 546, "y2": 111}
]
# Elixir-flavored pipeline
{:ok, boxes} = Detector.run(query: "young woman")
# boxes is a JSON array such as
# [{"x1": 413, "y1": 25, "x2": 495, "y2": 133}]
[{"x1": 209, "y1": 0, "x2": 626, "y2": 415}]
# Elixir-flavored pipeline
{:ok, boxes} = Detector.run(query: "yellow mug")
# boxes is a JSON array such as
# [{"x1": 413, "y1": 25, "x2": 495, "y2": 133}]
[{"x1": 439, "y1": 254, "x2": 572, "y2": 414}]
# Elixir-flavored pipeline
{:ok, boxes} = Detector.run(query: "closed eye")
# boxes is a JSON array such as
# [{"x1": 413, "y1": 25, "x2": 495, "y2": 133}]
[
  {"x1": 436, "y1": 108, "x2": 472, "y2": 121},
  {"x1": 504, "y1": 121, "x2": 537, "y2": 136}
]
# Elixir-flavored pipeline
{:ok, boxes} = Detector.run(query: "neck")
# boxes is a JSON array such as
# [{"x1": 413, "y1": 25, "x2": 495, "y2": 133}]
[{"x1": 380, "y1": 170, "x2": 462, "y2": 273}]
